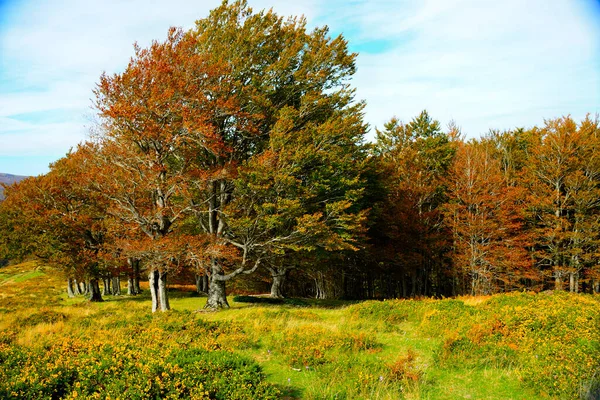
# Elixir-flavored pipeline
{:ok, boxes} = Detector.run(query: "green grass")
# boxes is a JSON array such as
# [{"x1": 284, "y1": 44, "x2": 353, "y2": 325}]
[{"x1": 1, "y1": 262, "x2": 599, "y2": 399}]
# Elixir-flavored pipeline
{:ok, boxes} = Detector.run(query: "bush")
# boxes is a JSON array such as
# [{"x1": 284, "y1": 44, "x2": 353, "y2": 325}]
[{"x1": 0, "y1": 340, "x2": 280, "y2": 399}]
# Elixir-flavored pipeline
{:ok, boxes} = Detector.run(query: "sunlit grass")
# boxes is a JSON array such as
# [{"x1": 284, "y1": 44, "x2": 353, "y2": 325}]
[{"x1": 1, "y1": 261, "x2": 599, "y2": 399}]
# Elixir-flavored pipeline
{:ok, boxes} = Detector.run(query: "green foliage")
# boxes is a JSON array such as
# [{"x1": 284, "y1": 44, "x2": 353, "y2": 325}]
[{"x1": 0, "y1": 341, "x2": 280, "y2": 399}]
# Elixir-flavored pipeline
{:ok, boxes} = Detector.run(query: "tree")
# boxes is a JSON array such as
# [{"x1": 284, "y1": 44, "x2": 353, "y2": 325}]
[
  {"x1": 444, "y1": 140, "x2": 535, "y2": 294},
  {"x1": 372, "y1": 111, "x2": 454, "y2": 297},
  {"x1": 0, "y1": 149, "x2": 108, "y2": 301},
  {"x1": 93, "y1": 1, "x2": 366, "y2": 309},
  {"x1": 526, "y1": 116, "x2": 600, "y2": 291}
]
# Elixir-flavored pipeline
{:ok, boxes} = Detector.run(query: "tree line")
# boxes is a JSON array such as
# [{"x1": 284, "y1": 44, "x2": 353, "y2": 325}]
[{"x1": 1, "y1": 1, "x2": 598, "y2": 311}]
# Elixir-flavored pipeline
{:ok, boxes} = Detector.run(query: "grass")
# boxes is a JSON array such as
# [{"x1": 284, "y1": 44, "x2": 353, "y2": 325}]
[{"x1": 1, "y1": 261, "x2": 599, "y2": 399}]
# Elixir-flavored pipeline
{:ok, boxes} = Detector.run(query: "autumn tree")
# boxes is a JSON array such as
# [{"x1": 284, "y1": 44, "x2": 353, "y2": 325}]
[
  {"x1": 0, "y1": 149, "x2": 108, "y2": 301},
  {"x1": 371, "y1": 111, "x2": 454, "y2": 297},
  {"x1": 526, "y1": 116, "x2": 600, "y2": 291},
  {"x1": 92, "y1": 27, "x2": 222, "y2": 312},
  {"x1": 93, "y1": 1, "x2": 367, "y2": 309},
  {"x1": 444, "y1": 139, "x2": 535, "y2": 294}
]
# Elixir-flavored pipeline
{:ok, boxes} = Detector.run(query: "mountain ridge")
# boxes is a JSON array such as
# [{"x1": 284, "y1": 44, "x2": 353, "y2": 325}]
[{"x1": 0, "y1": 173, "x2": 28, "y2": 200}]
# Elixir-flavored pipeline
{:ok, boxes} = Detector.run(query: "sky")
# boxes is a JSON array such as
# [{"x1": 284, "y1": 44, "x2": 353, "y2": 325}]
[{"x1": 1, "y1": 0, "x2": 599, "y2": 176}]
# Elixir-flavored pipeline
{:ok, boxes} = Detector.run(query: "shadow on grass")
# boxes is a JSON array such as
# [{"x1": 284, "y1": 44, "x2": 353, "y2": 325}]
[
  {"x1": 90, "y1": 288, "x2": 362, "y2": 310},
  {"x1": 233, "y1": 295, "x2": 362, "y2": 309}
]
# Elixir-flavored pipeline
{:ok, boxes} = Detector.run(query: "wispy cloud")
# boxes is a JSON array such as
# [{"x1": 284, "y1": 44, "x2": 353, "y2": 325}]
[
  {"x1": 321, "y1": 0, "x2": 600, "y2": 136},
  {"x1": 0, "y1": 0, "x2": 318, "y2": 173},
  {"x1": 0, "y1": 0, "x2": 598, "y2": 175}
]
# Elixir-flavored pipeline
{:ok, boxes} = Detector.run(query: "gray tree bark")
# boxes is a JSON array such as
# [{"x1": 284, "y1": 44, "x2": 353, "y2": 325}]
[
  {"x1": 112, "y1": 276, "x2": 121, "y2": 296},
  {"x1": 149, "y1": 270, "x2": 170, "y2": 312},
  {"x1": 205, "y1": 259, "x2": 230, "y2": 309},
  {"x1": 73, "y1": 278, "x2": 83, "y2": 295},
  {"x1": 133, "y1": 261, "x2": 141, "y2": 294},
  {"x1": 195, "y1": 274, "x2": 208, "y2": 294},
  {"x1": 79, "y1": 280, "x2": 88, "y2": 295},
  {"x1": 555, "y1": 273, "x2": 564, "y2": 291},
  {"x1": 102, "y1": 277, "x2": 112, "y2": 296},
  {"x1": 268, "y1": 266, "x2": 290, "y2": 299},
  {"x1": 270, "y1": 274, "x2": 286, "y2": 298},
  {"x1": 89, "y1": 278, "x2": 103, "y2": 302},
  {"x1": 127, "y1": 277, "x2": 135, "y2": 295},
  {"x1": 67, "y1": 278, "x2": 76, "y2": 298}
]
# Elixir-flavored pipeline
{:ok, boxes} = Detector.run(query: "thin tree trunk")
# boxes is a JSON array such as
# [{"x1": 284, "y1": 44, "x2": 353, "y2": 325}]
[
  {"x1": 202, "y1": 274, "x2": 208, "y2": 293},
  {"x1": 149, "y1": 270, "x2": 170, "y2": 312},
  {"x1": 72, "y1": 278, "x2": 82, "y2": 295},
  {"x1": 128, "y1": 257, "x2": 142, "y2": 294},
  {"x1": 205, "y1": 260, "x2": 229, "y2": 309},
  {"x1": 593, "y1": 279, "x2": 600, "y2": 294},
  {"x1": 102, "y1": 277, "x2": 112, "y2": 296},
  {"x1": 133, "y1": 261, "x2": 141, "y2": 294},
  {"x1": 67, "y1": 278, "x2": 75, "y2": 298},
  {"x1": 88, "y1": 278, "x2": 103, "y2": 302},
  {"x1": 127, "y1": 277, "x2": 135, "y2": 295},
  {"x1": 195, "y1": 274, "x2": 208, "y2": 294},
  {"x1": 270, "y1": 270, "x2": 286, "y2": 299},
  {"x1": 79, "y1": 280, "x2": 87, "y2": 295},
  {"x1": 112, "y1": 276, "x2": 121, "y2": 296},
  {"x1": 555, "y1": 273, "x2": 563, "y2": 291}
]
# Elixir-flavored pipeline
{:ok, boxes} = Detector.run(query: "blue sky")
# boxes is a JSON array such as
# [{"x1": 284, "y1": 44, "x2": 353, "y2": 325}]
[{"x1": 1, "y1": 0, "x2": 599, "y2": 176}]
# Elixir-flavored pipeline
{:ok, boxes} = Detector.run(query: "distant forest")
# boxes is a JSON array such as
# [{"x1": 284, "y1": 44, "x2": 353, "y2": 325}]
[{"x1": 1, "y1": 1, "x2": 598, "y2": 311}]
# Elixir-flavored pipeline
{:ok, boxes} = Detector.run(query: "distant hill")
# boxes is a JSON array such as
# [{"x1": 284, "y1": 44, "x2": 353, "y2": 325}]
[{"x1": 0, "y1": 173, "x2": 28, "y2": 200}]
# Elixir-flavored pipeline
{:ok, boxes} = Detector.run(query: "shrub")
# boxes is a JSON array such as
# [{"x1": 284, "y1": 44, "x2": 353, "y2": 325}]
[{"x1": 0, "y1": 339, "x2": 280, "y2": 399}]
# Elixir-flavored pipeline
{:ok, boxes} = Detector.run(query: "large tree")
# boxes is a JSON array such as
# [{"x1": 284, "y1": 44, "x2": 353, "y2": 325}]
[
  {"x1": 93, "y1": 1, "x2": 367, "y2": 310},
  {"x1": 444, "y1": 139, "x2": 535, "y2": 294},
  {"x1": 0, "y1": 149, "x2": 108, "y2": 301},
  {"x1": 526, "y1": 116, "x2": 600, "y2": 291},
  {"x1": 372, "y1": 111, "x2": 454, "y2": 297}
]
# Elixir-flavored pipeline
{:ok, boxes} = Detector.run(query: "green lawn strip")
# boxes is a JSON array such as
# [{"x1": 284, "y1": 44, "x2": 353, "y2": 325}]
[{"x1": 421, "y1": 368, "x2": 540, "y2": 400}]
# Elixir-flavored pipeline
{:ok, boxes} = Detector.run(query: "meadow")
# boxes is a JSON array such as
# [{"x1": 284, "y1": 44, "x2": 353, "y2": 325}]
[{"x1": 1, "y1": 262, "x2": 599, "y2": 399}]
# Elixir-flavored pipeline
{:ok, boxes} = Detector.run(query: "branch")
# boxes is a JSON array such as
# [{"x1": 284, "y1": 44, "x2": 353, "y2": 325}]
[{"x1": 213, "y1": 258, "x2": 261, "y2": 281}]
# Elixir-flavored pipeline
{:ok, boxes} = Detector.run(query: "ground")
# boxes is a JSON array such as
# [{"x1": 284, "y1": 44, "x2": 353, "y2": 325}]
[{"x1": 1, "y1": 261, "x2": 598, "y2": 399}]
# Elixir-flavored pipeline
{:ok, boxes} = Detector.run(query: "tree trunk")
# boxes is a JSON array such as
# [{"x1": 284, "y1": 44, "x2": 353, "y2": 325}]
[
  {"x1": 149, "y1": 270, "x2": 170, "y2": 312},
  {"x1": 127, "y1": 258, "x2": 141, "y2": 294},
  {"x1": 593, "y1": 279, "x2": 600, "y2": 294},
  {"x1": 79, "y1": 280, "x2": 88, "y2": 295},
  {"x1": 102, "y1": 277, "x2": 112, "y2": 296},
  {"x1": 112, "y1": 276, "x2": 121, "y2": 296},
  {"x1": 127, "y1": 277, "x2": 136, "y2": 295},
  {"x1": 554, "y1": 273, "x2": 563, "y2": 291},
  {"x1": 133, "y1": 261, "x2": 141, "y2": 294},
  {"x1": 195, "y1": 274, "x2": 208, "y2": 294},
  {"x1": 202, "y1": 274, "x2": 208, "y2": 293},
  {"x1": 73, "y1": 278, "x2": 82, "y2": 295},
  {"x1": 205, "y1": 260, "x2": 229, "y2": 309},
  {"x1": 315, "y1": 272, "x2": 324, "y2": 299},
  {"x1": 88, "y1": 278, "x2": 103, "y2": 302},
  {"x1": 67, "y1": 278, "x2": 75, "y2": 298},
  {"x1": 270, "y1": 271, "x2": 286, "y2": 299}
]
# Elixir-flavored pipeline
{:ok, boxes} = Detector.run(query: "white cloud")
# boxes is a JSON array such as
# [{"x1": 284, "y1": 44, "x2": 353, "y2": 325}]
[
  {"x1": 0, "y1": 121, "x2": 85, "y2": 156},
  {"x1": 335, "y1": 0, "x2": 600, "y2": 137},
  {"x1": 0, "y1": 0, "x2": 598, "y2": 171},
  {"x1": 0, "y1": 0, "x2": 318, "y2": 164}
]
